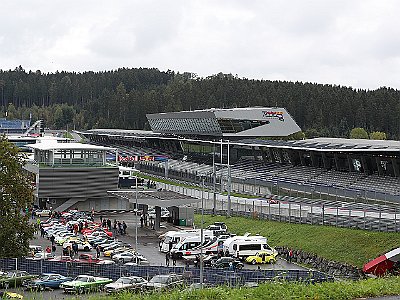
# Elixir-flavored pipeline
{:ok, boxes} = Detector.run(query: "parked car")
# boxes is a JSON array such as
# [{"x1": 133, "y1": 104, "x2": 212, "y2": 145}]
[
  {"x1": 0, "y1": 271, "x2": 37, "y2": 288},
  {"x1": 35, "y1": 210, "x2": 52, "y2": 217},
  {"x1": 104, "y1": 276, "x2": 147, "y2": 293},
  {"x1": 63, "y1": 240, "x2": 92, "y2": 251},
  {"x1": 60, "y1": 275, "x2": 112, "y2": 294},
  {"x1": 245, "y1": 251, "x2": 277, "y2": 265},
  {"x1": 104, "y1": 247, "x2": 132, "y2": 257},
  {"x1": 26, "y1": 252, "x2": 55, "y2": 260},
  {"x1": 23, "y1": 273, "x2": 73, "y2": 291},
  {"x1": 113, "y1": 252, "x2": 148, "y2": 264},
  {"x1": 212, "y1": 257, "x2": 244, "y2": 270},
  {"x1": 143, "y1": 274, "x2": 183, "y2": 292}
]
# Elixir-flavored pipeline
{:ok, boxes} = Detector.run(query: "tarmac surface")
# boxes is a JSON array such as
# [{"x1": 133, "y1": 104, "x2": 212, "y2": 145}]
[{"x1": 4, "y1": 211, "x2": 305, "y2": 299}]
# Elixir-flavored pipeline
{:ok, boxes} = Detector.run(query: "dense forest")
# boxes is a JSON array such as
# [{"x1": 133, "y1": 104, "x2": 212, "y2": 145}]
[{"x1": 0, "y1": 66, "x2": 399, "y2": 139}]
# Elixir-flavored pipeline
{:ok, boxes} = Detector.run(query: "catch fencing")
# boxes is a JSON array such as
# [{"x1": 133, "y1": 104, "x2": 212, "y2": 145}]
[
  {"x1": 0, "y1": 258, "x2": 332, "y2": 286},
  {"x1": 161, "y1": 183, "x2": 400, "y2": 233}
]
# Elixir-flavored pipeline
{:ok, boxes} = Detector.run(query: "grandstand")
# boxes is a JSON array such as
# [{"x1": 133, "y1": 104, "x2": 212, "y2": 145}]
[{"x1": 78, "y1": 107, "x2": 400, "y2": 204}]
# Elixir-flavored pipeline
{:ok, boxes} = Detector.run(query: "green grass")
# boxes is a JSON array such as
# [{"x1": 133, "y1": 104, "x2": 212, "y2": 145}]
[
  {"x1": 194, "y1": 214, "x2": 400, "y2": 268},
  {"x1": 64, "y1": 131, "x2": 74, "y2": 139},
  {"x1": 89, "y1": 277, "x2": 400, "y2": 300}
]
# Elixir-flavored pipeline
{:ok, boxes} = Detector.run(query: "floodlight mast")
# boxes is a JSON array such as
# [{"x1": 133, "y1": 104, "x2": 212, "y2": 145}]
[
  {"x1": 135, "y1": 175, "x2": 138, "y2": 265},
  {"x1": 200, "y1": 177, "x2": 205, "y2": 287}
]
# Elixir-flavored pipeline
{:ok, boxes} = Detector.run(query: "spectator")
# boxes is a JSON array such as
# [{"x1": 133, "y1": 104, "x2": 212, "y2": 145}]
[
  {"x1": 165, "y1": 252, "x2": 170, "y2": 267},
  {"x1": 122, "y1": 221, "x2": 127, "y2": 235},
  {"x1": 45, "y1": 246, "x2": 51, "y2": 253},
  {"x1": 107, "y1": 219, "x2": 112, "y2": 231},
  {"x1": 52, "y1": 244, "x2": 56, "y2": 253},
  {"x1": 40, "y1": 226, "x2": 45, "y2": 238},
  {"x1": 172, "y1": 253, "x2": 177, "y2": 266},
  {"x1": 96, "y1": 245, "x2": 101, "y2": 258},
  {"x1": 229, "y1": 261, "x2": 234, "y2": 271},
  {"x1": 72, "y1": 242, "x2": 79, "y2": 256},
  {"x1": 288, "y1": 248, "x2": 293, "y2": 263},
  {"x1": 140, "y1": 215, "x2": 144, "y2": 228},
  {"x1": 50, "y1": 235, "x2": 55, "y2": 245}
]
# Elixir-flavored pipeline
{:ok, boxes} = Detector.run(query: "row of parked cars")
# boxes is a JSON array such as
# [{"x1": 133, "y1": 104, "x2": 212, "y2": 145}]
[
  {"x1": 31, "y1": 210, "x2": 148, "y2": 265},
  {"x1": 0, "y1": 270, "x2": 183, "y2": 294}
]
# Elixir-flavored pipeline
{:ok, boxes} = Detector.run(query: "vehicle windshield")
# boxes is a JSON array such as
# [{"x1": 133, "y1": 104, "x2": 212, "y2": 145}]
[
  {"x1": 164, "y1": 236, "x2": 172, "y2": 243},
  {"x1": 116, "y1": 278, "x2": 132, "y2": 284},
  {"x1": 39, "y1": 275, "x2": 50, "y2": 280},
  {"x1": 149, "y1": 276, "x2": 168, "y2": 284},
  {"x1": 75, "y1": 276, "x2": 89, "y2": 282}
]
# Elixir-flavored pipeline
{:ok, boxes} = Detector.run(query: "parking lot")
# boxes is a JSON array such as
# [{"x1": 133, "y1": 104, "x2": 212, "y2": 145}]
[{"x1": 3, "y1": 211, "x2": 307, "y2": 299}]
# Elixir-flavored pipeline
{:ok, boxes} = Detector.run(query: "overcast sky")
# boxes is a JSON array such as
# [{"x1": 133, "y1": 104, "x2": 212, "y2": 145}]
[{"x1": 1, "y1": 0, "x2": 399, "y2": 90}]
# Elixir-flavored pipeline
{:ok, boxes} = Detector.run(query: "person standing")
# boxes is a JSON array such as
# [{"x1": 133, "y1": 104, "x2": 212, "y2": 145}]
[
  {"x1": 165, "y1": 252, "x2": 170, "y2": 267},
  {"x1": 288, "y1": 248, "x2": 293, "y2": 263},
  {"x1": 122, "y1": 221, "x2": 127, "y2": 235},
  {"x1": 96, "y1": 245, "x2": 101, "y2": 258},
  {"x1": 172, "y1": 253, "x2": 177, "y2": 266}
]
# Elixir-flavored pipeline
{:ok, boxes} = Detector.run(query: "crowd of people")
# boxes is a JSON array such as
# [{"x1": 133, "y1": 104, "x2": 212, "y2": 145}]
[{"x1": 99, "y1": 216, "x2": 128, "y2": 236}]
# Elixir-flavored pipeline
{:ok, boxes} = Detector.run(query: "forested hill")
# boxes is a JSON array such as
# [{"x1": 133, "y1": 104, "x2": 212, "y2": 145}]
[{"x1": 0, "y1": 66, "x2": 399, "y2": 139}]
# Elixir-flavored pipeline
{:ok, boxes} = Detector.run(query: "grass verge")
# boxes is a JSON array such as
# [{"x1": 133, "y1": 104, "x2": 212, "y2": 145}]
[{"x1": 194, "y1": 214, "x2": 399, "y2": 268}]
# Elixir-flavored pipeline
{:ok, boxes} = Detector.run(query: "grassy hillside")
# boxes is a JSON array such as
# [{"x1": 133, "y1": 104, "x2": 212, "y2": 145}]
[{"x1": 194, "y1": 215, "x2": 400, "y2": 268}]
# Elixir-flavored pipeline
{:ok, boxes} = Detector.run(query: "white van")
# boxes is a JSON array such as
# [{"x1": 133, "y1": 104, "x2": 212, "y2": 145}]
[
  {"x1": 170, "y1": 235, "x2": 213, "y2": 258},
  {"x1": 223, "y1": 235, "x2": 272, "y2": 258},
  {"x1": 160, "y1": 229, "x2": 214, "y2": 253},
  {"x1": 232, "y1": 239, "x2": 277, "y2": 259},
  {"x1": 181, "y1": 235, "x2": 230, "y2": 256}
]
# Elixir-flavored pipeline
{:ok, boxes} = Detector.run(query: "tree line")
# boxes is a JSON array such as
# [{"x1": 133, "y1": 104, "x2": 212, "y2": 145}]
[{"x1": 0, "y1": 66, "x2": 399, "y2": 139}]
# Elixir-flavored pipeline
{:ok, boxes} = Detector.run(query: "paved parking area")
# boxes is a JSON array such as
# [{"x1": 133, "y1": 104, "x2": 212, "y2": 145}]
[{"x1": 5, "y1": 212, "x2": 306, "y2": 299}]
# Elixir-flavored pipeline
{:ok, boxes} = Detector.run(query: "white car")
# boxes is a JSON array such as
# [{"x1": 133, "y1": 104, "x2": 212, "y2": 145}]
[
  {"x1": 63, "y1": 240, "x2": 92, "y2": 251},
  {"x1": 36, "y1": 210, "x2": 52, "y2": 217},
  {"x1": 104, "y1": 276, "x2": 147, "y2": 293},
  {"x1": 113, "y1": 252, "x2": 148, "y2": 264}
]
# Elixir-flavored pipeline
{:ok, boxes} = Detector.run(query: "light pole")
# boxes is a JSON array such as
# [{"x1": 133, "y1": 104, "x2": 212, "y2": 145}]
[
  {"x1": 212, "y1": 143, "x2": 216, "y2": 215},
  {"x1": 227, "y1": 140, "x2": 231, "y2": 217},
  {"x1": 200, "y1": 177, "x2": 204, "y2": 287},
  {"x1": 135, "y1": 175, "x2": 138, "y2": 265}
]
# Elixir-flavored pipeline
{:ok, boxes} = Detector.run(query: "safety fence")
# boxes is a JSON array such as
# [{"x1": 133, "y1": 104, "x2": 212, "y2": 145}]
[
  {"x1": 0, "y1": 258, "x2": 333, "y2": 286},
  {"x1": 159, "y1": 182, "x2": 400, "y2": 233}
]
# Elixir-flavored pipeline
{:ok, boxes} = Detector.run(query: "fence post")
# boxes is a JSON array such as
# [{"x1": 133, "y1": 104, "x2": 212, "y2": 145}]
[
  {"x1": 311, "y1": 203, "x2": 313, "y2": 225},
  {"x1": 336, "y1": 206, "x2": 338, "y2": 227},
  {"x1": 269, "y1": 201, "x2": 271, "y2": 220},
  {"x1": 299, "y1": 203, "x2": 302, "y2": 224},
  {"x1": 364, "y1": 207, "x2": 366, "y2": 230},
  {"x1": 322, "y1": 205, "x2": 324, "y2": 226},
  {"x1": 278, "y1": 201, "x2": 281, "y2": 222},
  {"x1": 349, "y1": 206, "x2": 352, "y2": 229},
  {"x1": 395, "y1": 207, "x2": 397, "y2": 233},
  {"x1": 379, "y1": 207, "x2": 382, "y2": 232},
  {"x1": 288, "y1": 202, "x2": 291, "y2": 223}
]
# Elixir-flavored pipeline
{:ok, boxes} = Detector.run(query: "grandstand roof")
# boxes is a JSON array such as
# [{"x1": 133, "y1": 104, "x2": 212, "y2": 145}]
[
  {"x1": 236, "y1": 137, "x2": 400, "y2": 152},
  {"x1": 79, "y1": 129, "x2": 161, "y2": 139},
  {"x1": 146, "y1": 107, "x2": 301, "y2": 138}
]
